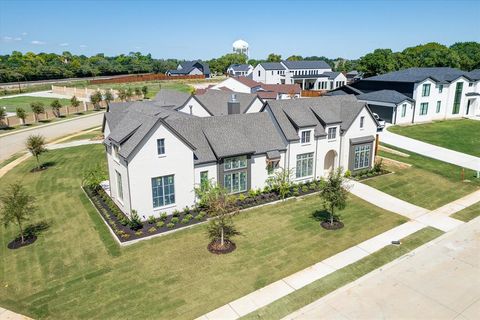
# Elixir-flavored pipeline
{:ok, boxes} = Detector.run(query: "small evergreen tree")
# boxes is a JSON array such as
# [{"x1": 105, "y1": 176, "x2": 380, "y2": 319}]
[
  {"x1": 25, "y1": 134, "x2": 47, "y2": 170},
  {"x1": 0, "y1": 183, "x2": 37, "y2": 244}
]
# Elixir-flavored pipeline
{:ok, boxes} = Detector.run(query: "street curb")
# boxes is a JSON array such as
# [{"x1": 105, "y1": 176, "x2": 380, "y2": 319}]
[{"x1": 0, "y1": 111, "x2": 104, "y2": 138}]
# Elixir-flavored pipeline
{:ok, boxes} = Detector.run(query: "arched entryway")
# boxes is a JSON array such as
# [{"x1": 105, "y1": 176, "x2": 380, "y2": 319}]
[{"x1": 324, "y1": 150, "x2": 338, "y2": 175}]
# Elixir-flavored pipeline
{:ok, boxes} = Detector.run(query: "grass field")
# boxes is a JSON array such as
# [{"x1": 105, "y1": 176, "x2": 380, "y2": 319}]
[
  {"x1": 242, "y1": 227, "x2": 444, "y2": 320},
  {"x1": 85, "y1": 81, "x2": 193, "y2": 99},
  {"x1": 451, "y1": 202, "x2": 480, "y2": 222},
  {"x1": 364, "y1": 145, "x2": 480, "y2": 210},
  {"x1": 0, "y1": 145, "x2": 406, "y2": 319},
  {"x1": 388, "y1": 119, "x2": 480, "y2": 157},
  {"x1": 61, "y1": 129, "x2": 103, "y2": 143},
  {"x1": 0, "y1": 96, "x2": 71, "y2": 113}
]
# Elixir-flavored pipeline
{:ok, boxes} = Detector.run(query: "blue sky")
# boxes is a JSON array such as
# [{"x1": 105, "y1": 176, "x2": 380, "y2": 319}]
[{"x1": 1, "y1": 0, "x2": 479, "y2": 60}]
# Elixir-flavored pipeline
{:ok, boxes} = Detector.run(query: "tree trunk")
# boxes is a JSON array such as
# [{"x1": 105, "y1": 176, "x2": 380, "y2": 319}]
[
  {"x1": 330, "y1": 205, "x2": 334, "y2": 226},
  {"x1": 220, "y1": 226, "x2": 224, "y2": 247},
  {"x1": 35, "y1": 154, "x2": 40, "y2": 170},
  {"x1": 17, "y1": 216, "x2": 24, "y2": 243}
]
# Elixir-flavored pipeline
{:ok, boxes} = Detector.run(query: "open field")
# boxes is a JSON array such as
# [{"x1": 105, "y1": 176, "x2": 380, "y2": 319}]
[
  {"x1": 0, "y1": 96, "x2": 71, "y2": 113},
  {"x1": 364, "y1": 145, "x2": 480, "y2": 210},
  {"x1": 0, "y1": 145, "x2": 406, "y2": 319},
  {"x1": 388, "y1": 119, "x2": 480, "y2": 157},
  {"x1": 242, "y1": 227, "x2": 444, "y2": 320}
]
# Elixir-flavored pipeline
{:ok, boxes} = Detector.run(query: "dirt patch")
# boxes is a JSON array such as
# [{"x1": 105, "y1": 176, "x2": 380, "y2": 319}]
[
  {"x1": 321, "y1": 221, "x2": 344, "y2": 230},
  {"x1": 379, "y1": 145, "x2": 410, "y2": 157},
  {"x1": 207, "y1": 240, "x2": 237, "y2": 254},
  {"x1": 7, "y1": 235, "x2": 37, "y2": 249}
]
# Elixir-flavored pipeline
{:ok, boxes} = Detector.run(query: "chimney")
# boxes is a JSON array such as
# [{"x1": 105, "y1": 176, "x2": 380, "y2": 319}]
[{"x1": 227, "y1": 94, "x2": 240, "y2": 115}]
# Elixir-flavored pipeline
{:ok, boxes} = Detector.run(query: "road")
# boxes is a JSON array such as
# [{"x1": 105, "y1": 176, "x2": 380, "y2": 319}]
[
  {"x1": 284, "y1": 217, "x2": 480, "y2": 320},
  {"x1": 0, "y1": 112, "x2": 104, "y2": 162}
]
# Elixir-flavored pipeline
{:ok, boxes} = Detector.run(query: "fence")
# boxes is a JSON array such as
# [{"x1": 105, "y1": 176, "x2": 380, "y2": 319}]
[
  {"x1": 89, "y1": 73, "x2": 205, "y2": 85},
  {"x1": 51, "y1": 85, "x2": 117, "y2": 99},
  {"x1": 301, "y1": 90, "x2": 326, "y2": 97}
]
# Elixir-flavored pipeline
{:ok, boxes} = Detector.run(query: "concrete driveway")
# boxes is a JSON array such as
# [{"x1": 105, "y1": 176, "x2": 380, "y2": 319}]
[
  {"x1": 380, "y1": 128, "x2": 480, "y2": 172},
  {"x1": 0, "y1": 112, "x2": 104, "y2": 162},
  {"x1": 284, "y1": 217, "x2": 480, "y2": 320}
]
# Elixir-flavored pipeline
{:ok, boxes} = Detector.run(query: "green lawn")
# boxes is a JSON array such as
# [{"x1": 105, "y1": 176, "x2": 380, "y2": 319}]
[
  {"x1": 0, "y1": 96, "x2": 71, "y2": 113},
  {"x1": 451, "y1": 202, "x2": 480, "y2": 222},
  {"x1": 389, "y1": 119, "x2": 480, "y2": 157},
  {"x1": 85, "y1": 81, "x2": 193, "y2": 99},
  {"x1": 364, "y1": 145, "x2": 480, "y2": 210},
  {"x1": 242, "y1": 227, "x2": 444, "y2": 320},
  {"x1": 61, "y1": 129, "x2": 103, "y2": 143},
  {"x1": 0, "y1": 145, "x2": 406, "y2": 319}
]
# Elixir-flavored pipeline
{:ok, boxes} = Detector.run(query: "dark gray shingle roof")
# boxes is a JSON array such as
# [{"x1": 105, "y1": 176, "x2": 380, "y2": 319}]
[
  {"x1": 467, "y1": 69, "x2": 480, "y2": 81},
  {"x1": 228, "y1": 64, "x2": 251, "y2": 72},
  {"x1": 282, "y1": 60, "x2": 331, "y2": 69},
  {"x1": 266, "y1": 95, "x2": 367, "y2": 141},
  {"x1": 260, "y1": 62, "x2": 286, "y2": 70},
  {"x1": 195, "y1": 90, "x2": 259, "y2": 116},
  {"x1": 153, "y1": 89, "x2": 191, "y2": 107},
  {"x1": 365, "y1": 67, "x2": 470, "y2": 83},
  {"x1": 357, "y1": 90, "x2": 414, "y2": 104}
]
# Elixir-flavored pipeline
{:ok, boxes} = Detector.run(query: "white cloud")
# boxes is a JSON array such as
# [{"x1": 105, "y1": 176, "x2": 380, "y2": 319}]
[
  {"x1": 21, "y1": 32, "x2": 28, "y2": 36},
  {"x1": 31, "y1": 40, "x2": 45, "y2": 45},
  {"x1": 79, "y1": 44, "x2": 87, "y2": 48},
  {"x1": 3, "y1": 36, "x2": 12, "y2": 41},
  {"x1": 14, "y1": 37, "x2": 22, "y2": 41},
  {"x1": 59, "y1": 42, "x2": 69, "y2": 47}
]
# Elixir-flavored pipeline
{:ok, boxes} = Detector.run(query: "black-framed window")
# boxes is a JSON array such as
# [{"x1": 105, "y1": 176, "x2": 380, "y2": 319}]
[
  {"x1": 420, "y1": 102, "x2": 429, "y2": 115},
  {"x1": 224, "y1": 171, "x2": 247, "y2": 193},
  {"x1": 152, "y1": 175, "x2": 175, "y2": 208},
  {"x1": 360, "y1": 116, "x2": 365, "y2": 128},
  {"x1": 157, "y1": 139, "x2": 165, "y2": 155},
  {"x1": 422, "y1": 84, "x2": 431, "y2": 97},
  {"x1": 452, "y1": 82, "x2": 463, "y2": 114},
  {"x1": 354, "y1": 144, "x2": 371, "y2": 170},
  {"x1": 401, "y1": 104, "x2": 407, "y2": 117},
  {"x1": 436, "y1": 101, "x2": 441, "y2": 113},
  {"x1": 200, "y1": 171, "x2": 209, "y2": 188}
]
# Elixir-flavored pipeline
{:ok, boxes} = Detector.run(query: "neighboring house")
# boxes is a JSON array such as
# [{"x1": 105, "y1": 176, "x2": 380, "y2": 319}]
[
  {"x1": 103, "y1": 95, "x2": 379, "y2": 218},
  {"x1": 176, "y1": 90, "x2": 264, "y2": 116},
  {"x1": 167, "y1": 60, "x2": 210, "y2": 78},
  {"x1": 211, "y1": 76, "x2": 262, "y2": 93},
  {"x1": 252, "y1": 60, "x2": 346, "y2": 91},
  {"x1": 356, "y1": 90, "x2": 415, "y2": 124},
  {"x1": 227, "y1": 64, "x2": 254, "y2": 77},
  {"x1": 333, "y1": 67, "x2": 480, "y2": 123},
  {"x1": 346, "y1": 70, "x2": 363, "y2": 84}
]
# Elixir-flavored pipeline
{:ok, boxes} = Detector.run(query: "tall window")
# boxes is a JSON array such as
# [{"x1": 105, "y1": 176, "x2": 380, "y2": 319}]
[
  {"x1": 354, "y1": 145, "x2": 371, "y2": 170},
  {"x1": 152, "y1": 175, "x2": 175, "y2": 208},
  {"x1": 438, "y1": 84, "x2": 443, "y2": 93},
  {"x1": 328, "y1": 127, "x2": 337, "y2": 139},
  {"x1": 224, "y1": 172, "x2": 247, "y2": 193},
  {"x1": 301, "y1": 130, "x2": 311, "y2": 144},
  {"x1": 258, "y1": 70, "x2": 261, "y2": 77},
  {"x1": 360, "y1": 116, "x2": 365, "y2": 128},
  {"x1": 115, "y1": 170, "x2": 123, "y2": 201},
  {"x1": 422, "y1": 84, "x2": 431, "y2": 97},
  {"x1": 401, "y1": 104, "x2": 407, "y2": 117},
  {"x1": 420, "y1": 103, "x2": 429, "y2": 115},
  {"x1": 224, "y1": 156, "x2": 247, "y2": 170},
  {"x1": 200, "y1": 171, "x2": 209, "y2": 188},
  {"x1": 296, "y1": 153, "x2": 314, "y2": 178},
  {"x1": 157, "y1": 139, "x2": 165, "y2": 155},
  {"x1": 436, "y1": 101, "x2": 441, "y2": 113},
  {"x1": 452, "y1": 82, "x2": 463, "y2": 114}
]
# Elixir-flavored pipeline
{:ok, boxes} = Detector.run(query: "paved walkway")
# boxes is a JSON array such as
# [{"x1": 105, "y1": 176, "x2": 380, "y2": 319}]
[
  {"x1": 284, "y1": 216, "x2": 480, "y2": 320},
  {"x1": 198, "y1": 182, "x2": 480, "y2": 320},
  {"x1": 380, "y1": 129, "x2": 480, "y2": 172},
  {"x1": 0, "y1": 307, "x2": 32, "y2": 320},
  {"x1": 0, "y1": 112, "x2": 103, "y2": 162}
]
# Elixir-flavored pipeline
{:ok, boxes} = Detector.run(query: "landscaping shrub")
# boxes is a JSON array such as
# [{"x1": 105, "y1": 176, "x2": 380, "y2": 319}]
[
  {"x1": 183, "y1": 206, "x2": 190, "y2": 214},
  {"x1": 167, "y1": 222, "x2": 175, "y2": 229},
  {"x1": 301, "y1": 185, "x2": 309, "y2": 193},
  {"x1": 172, "y1": 210, "x2": 180, "y2": 217},
  {"x1": 129, "y1": 210, "x2": 143, "y2": 231},
  {"x1": 156, "y1": 221, "x2": 164, "y2": 228},
  {"x1": 147, "y1": 215, "x2": 156, "y2": 224},
  {"x1": 160, "y1": 212, "x2": 167, "y2": 221},
  {"x1": 181, "y1": 218, "x2": 189, "y2": 224},
  {"x1": 135, "y1": 230, "x2": 143, "y2": 236},
  {"x1": 147, "y1": 227, "x2": 156, "y2": 233},
  {"x1": 171, "y1": 217, "x2": 179, "y2": 224}
]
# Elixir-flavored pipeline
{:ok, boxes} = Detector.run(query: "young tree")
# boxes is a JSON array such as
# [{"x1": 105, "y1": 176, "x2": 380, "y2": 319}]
[
  {"x1": 196, "y1": 181, "x2": 239, "y2": 249},
  {"x1": 134, "y1": 87, "x2": 142, "y2": 98},
  {"x1": 0, "y1": 107, "x2": 6, "y2": 127},
  {"x1": 266, "y1": 167, "x2": 295, "y2": 201},
  {"x1": 141, "y1": 85, "x2": 148, "y2": 98},
  {"x1": 70, "y1": 95, "x2": 80, "y2": 114},
  {"x1": 50, "y1": 99, "x2": 62, "y2": 117},
  {"x1": 16, "y1": 107, "x2": 27, "y2": 125},
  {"x1": 126, "y1": 87, "x2": 133, "y2": 101},
  {"x1": 104, "y1": 90, "x2": 114, "y2": 108},
  {"x1": 319, "y1": 168, "x2": 349, "y2": 227},
  {"x1": 118, "y1": 89, "x2": 127, "y2": 102},
  {"x1": 0, "y1": 182, "x2": 36, "y2": 244},
  {"x1": 30, "y1": 102, "x2": 45, "y2": 122},
  {"x1": 90, "y1": 91, "x2": 103, "y2": 111},
  {"x1": 82, "y1": 166, "x2": 107, "y2": 194},
  {"x1": 25, "y1": 134, "x2": 47, "y2": 170}
]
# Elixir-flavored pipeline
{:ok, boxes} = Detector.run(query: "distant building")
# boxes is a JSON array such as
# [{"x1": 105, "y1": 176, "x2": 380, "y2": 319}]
[
  {"x1": 252, "y1": 60, "x2": 347, "y2": 91},
  {"x1": 167, "y1": 60, "x2": 210, "y2": 78},
  {"x1": 227, "y1": 64, "x2": 253, "y2": 77},
  {"x1": 233, "y1": 39, "x2": 249, "y2": 58},
  {"x1": 346, "y1": 70, "x2": 363, "y2": 84}
]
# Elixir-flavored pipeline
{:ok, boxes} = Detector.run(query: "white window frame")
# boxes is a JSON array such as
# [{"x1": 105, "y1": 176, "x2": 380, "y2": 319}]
[
  {"x1": 115, "y1": 170, "x2": 123, "y2": 202},
  {"x1": 360, "y1": 116, "x2": 365, "y2": 129},
  {"x1": 224, "y1": 171, "x2": 247, "y2": 194},
  {"x1": 224, "y1": 156, "x2": 247, "y2": 171},
  {"x1": 112, "y1": 144, "x2": 120, "y2": 162},
  {"x1": 300, "y1": 130, "x2": 311, "y2": 144},
  {"x1": 296, "y1": 153, "x2": 314, "y2": 179},
  {"x1": 353, "y1": 144, "x2": 371, "y2": 170},
  {"x1": 327, "y1": 127, "x2": 337, "y2": 140},
  {"x1": 157, "y1": 138, "x2": 165, "y2": 156},
  {"x1": 151, "y1": 175, "x2": 175, "y2": 209}
]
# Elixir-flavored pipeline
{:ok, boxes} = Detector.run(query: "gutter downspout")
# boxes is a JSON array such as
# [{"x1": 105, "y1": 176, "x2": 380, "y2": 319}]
[
  {"x1": 314, "y1": 137, "x2": 319, "y2": 179},
  {"x1": 411, "y1": 102, "x2": 416, "y2": 124},
  {"x1": 338, "y1": 131, "x2": 343, "y2": 172}
]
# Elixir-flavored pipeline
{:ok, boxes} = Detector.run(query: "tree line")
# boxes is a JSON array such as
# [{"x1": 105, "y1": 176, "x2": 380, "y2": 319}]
[{"x1": 1, "y1": 42, "x2": 478, "y2": 83}]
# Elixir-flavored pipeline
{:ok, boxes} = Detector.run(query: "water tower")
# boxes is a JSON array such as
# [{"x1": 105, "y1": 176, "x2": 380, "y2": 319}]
[{"x1": 232, "y1": 39, "x2": 249, "y2": 59}]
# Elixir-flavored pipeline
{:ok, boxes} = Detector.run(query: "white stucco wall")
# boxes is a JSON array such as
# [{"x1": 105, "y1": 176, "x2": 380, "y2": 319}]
[
  {"x1": 194, "y1": 163, "x2": 217, "y2": 187},
  {"x1": 177, "y1": 97, "x2": 211, "y2": 117},
  {"x1": 394, "y1": 100, "x2": 415, "y2": 124},
  {"x1": 127, "y1": 123, "x2": 196, "y2": 218},
  {"x1": 106, "y1": 146, "x2": 132, "y2": 216},
  {"x1": 245, "y1": 98, "x2": 264, "y2": 113},
  {"x1": 211, "y1": 78, "x2": 252, "y2": 93}
]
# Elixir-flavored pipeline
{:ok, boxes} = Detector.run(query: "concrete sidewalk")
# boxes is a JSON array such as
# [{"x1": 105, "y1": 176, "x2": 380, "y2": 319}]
[
  {"x1": 284, "y1": 217, "x2": 480, "y2": 320},
  {"x1": 380, "y1": 129, "x2": 480, "y2": 172},
  {"x1": 0, "y1": 307, "x2": 32, "y2": 320}
]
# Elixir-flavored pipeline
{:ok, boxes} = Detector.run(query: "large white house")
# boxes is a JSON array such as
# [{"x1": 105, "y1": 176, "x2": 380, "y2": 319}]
[
  {"x1": 252, "y1": 60, "x2": 347, "y2": 91},
  {"x1": 103, "y1": 95, "x2": 379, "y2": 219},
  {"x1": 333, "y1": 67, "x2": 480, "y2": 124}
]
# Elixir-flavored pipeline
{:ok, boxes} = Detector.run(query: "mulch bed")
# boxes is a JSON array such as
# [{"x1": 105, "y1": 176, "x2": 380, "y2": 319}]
[
  {"x1": 30, "y1": 166, "x2": 48, "y2": 173},
  {"x1": 321, "y1": 221, "x2": 344, "y2": 230},
  {"x1": 352, "y1": 170, "x2": 390, "y2": 181},
  {"x1": 7, "y1": 235, "x2": 37, "y2": 249},
  {"x1": 207, "y1": 240, "x2": 236, "y2": 254}
]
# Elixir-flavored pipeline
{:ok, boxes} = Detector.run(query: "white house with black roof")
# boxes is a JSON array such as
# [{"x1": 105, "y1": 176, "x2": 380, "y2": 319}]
[
  {"x1": 166, "y1": 60, "x2": 210, "y2": 78},
  {"x1": 227, "y1": 64, "x2": 253, "y2": 77},
  {"x1": 337, "y1": 67, "x2": 480, "y2": 124},
  {"x1": 252, "y1": 60, "x2": 346, "y2": 91},
  {"x1": 102, "y1": 95, "x2": 379, "y2": 219}
]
